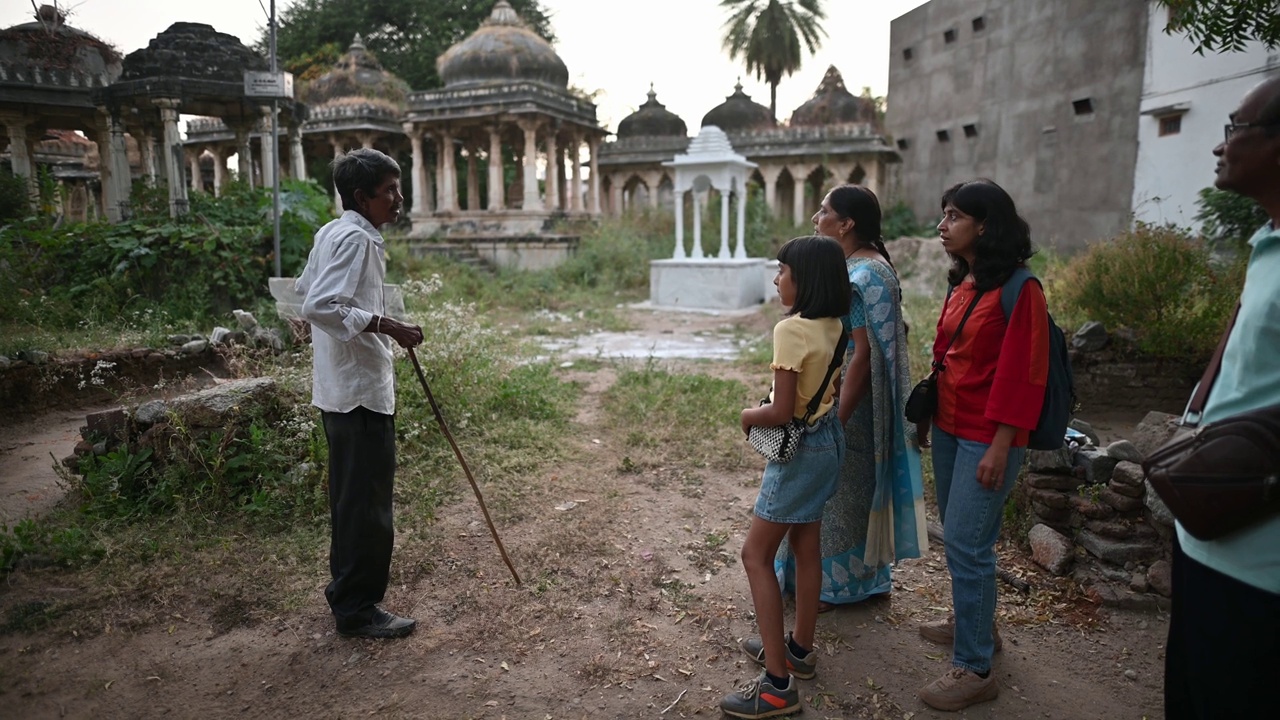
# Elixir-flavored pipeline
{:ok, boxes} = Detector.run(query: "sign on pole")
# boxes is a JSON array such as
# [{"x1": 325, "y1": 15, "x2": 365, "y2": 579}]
[{"x1": 243, "y1": 71, "x2": 294, "y2": 98}]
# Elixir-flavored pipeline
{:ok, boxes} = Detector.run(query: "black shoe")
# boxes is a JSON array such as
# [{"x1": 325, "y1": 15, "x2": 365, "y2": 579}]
[{"x1": 337, "y1": 608, "x2": 417, "y2": 639}]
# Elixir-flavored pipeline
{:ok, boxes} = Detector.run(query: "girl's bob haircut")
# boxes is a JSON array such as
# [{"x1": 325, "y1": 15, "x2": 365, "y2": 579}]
[{"x1": 777, "y1": 235, "x2": 852, "y2": 319}]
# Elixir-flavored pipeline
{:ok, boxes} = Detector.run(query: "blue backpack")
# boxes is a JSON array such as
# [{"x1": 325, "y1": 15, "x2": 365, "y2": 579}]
[{"x1": 999, "y1": 268, "x2": 1076, "y2": 451}]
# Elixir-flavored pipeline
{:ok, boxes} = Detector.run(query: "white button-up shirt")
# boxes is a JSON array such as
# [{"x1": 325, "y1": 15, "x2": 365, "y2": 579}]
[{"x1": 295, "y1": 211, "x2": 395, "y2": 415}]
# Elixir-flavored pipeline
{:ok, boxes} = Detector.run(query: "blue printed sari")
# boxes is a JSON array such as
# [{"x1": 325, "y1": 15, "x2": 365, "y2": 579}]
[{"x1": 776, "y1": 256, "x2": 929, "y2": 604}]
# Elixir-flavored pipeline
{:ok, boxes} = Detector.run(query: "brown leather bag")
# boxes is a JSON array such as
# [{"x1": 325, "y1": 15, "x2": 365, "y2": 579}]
[{"x1": 1142, "y1": 304, "x2": 1280, "y2": 540}]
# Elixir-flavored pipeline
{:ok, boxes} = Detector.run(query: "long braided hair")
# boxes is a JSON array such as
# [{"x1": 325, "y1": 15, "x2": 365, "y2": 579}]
[{"x1": 827, "y1": 184, "x2": 893, "y2": 268}]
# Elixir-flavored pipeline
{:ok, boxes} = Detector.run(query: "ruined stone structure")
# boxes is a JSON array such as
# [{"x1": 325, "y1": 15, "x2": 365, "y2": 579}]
[
  {"x1": 184, "y1": 34, "x2": 408, "y2": 210},
  {"x1": 0, "y1": 4, "x2": 125, "y2": 219},
  {"x1": 95, "y1": 22, "x2": 305, "y2": 217},
  {"x1": 886, "y1": 0, "x2": 1149, "y2": 251},
  {"x1": 599, "y1": 67, "x2": 899, "y2": 225},
  {"x1": 403, "y1": 0, "x2": 607, "y2": 253}
]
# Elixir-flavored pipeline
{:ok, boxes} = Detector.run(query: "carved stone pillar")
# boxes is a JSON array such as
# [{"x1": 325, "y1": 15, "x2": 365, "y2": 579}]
[
  {"x1": 587, "y1": 137, "x2": 601, "y2": 215},
  {"x1": 568, "y1": 133, "x2": 582, "y2": 213},
  {"x1": 259, "y1": 109, "x2": 278, "y2": 192},
  {"x1": 438, "y1": 129, "x2": 458, "y2": 213},
  {"x1": 691, "y1": 189, "x2": 705, "y2": 259},
  {"x1": 735, "y1": 178, "x2": 747, "y2": 259},
  {"x1": 789, "y1": 165, "x2": 809, "y2": 227},
  {"x1": 487, "y1": 125, "x2": 504, "y2": 211},
  {"x1": 609, "y1": 173, "x2": 623, "y2": 217},
  {"x1": 672, "y1": 189, "x2": 685, "y2": 259},
  {"x1": 759, "y1": 164, "x2": 782, "y2": 216},
  {"x1": 155, "y1": 99, "x2": 188, "y2": 216},
  {"x1": 0, "y1": 115, "x2": 36, "y2": 204},
  {"x1": 289, "y1": 125, "x2": 306, "y2": 179},
  {"x1": 212, "y1": 147, "x2": 226, "y2": 197},
  {"x1": 718, "y1": 185, "x2": 731, "y2": 258},
  {"x1": 465, "y1": 147, "x2": 479, "y2": 212},
  {"x1": 92, "y1": 112, "x2": 120, "y2": 222},
  {"x1": 405, "y1": 125, "x2": 427, "y2": 215},
  {"x1": 517, "y1": 119, "x2": 543, "y2": 211},
  {"x1": 544, "y1": 130, "x2": 559, "y2": 211},
  {"x1": 234, "y1": 125, "x2": 254, "y2": 190},
  {"x1": 189, "y1": 149, "x2": 201, "y2": 192},
  {"x1": 138, "y1": 130, "x2": 159, "y2": 182}
]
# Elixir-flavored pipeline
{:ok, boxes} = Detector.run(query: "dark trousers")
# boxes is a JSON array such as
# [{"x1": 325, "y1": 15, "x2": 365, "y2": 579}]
[
  {"x1": 1165, "y1": 535, "x2": 1280, "y2": 719},
  {"x1": 321, "y1": 406, "x2": 396, "y2": 630}
]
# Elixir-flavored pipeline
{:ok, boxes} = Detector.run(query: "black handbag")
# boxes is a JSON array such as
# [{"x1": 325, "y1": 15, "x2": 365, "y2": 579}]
[
  {"x1": 904, "y1": 289, "x2": 984, "y2": 424},
  {"x1": 1143, "y1": 303, "x2": 1280, "y2": 540},
  {"x1": 747, "y1": 337, "x2": 845, "y2": 463}
]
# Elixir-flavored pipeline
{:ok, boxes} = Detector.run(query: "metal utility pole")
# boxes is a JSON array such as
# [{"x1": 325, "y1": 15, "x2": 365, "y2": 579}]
[{"x1": 269, "y1": 0, "x2": 282, "y2": 278}]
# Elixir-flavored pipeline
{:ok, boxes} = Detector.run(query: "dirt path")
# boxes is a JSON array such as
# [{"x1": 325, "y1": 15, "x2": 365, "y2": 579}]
[
  {"x1": 0, "y1": 308, "x2": 1167, "y2": 719},
  {"x1": 0, "y1": 403, "x2": 118, "y2": 525}
]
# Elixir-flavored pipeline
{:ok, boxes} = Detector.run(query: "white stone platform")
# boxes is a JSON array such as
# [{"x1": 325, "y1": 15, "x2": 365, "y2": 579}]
[{"x1": 649, "y1": 258, "x2": 768, "y2": 310}]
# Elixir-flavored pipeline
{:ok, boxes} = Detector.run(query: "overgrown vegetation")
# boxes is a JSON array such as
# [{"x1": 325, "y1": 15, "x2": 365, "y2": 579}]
[
  {"x1": 1053, "y1": 224, "x2": 1245, "y2": 361},
  {"x1": 0, "y1": 179, "x2": 333, "y2": 354},
  {"x1": 1195, "y1": 186, "x2": 1269, "y2": 249}
]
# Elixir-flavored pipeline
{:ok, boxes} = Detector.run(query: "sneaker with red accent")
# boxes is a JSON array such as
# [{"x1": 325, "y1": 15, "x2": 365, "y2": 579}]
[
  {"x1": 720, "y1": 671, "x2": 800, "y2": 719},
  {"x1": 918, "y1": 666, "x2": 998, "y2": 711}
]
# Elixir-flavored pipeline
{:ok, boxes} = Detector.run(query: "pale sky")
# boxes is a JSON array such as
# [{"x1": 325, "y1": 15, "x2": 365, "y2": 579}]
[{"x1": 1, "y1": 0, "x2": 930, "y2": 133}]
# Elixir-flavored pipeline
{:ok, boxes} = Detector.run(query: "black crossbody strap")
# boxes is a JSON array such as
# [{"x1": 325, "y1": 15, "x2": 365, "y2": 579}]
[
  {"x1": 932, "y1": 287, "x2": 986, "y2": 374},
  {"x1": 801, "y1": 333, "x2": 849, "y2": 424}
]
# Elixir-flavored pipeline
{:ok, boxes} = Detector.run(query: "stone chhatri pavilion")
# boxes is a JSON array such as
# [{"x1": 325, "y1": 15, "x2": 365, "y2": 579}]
[
  {"x1": 94, "y1": 21, "x2": 305, "y2": 217},
  {"x1": 403, "y1": 0, "x2": 607, "y2": 256},
  {"x1": 599, "y1": 66, "x2": 899, "y2": 225},
  {"x1": 186, "y1": 33, "x2": 411, "y2": 211},
  {"x1": 0, "y1": 4, "x2": 126, "y2": 219}
]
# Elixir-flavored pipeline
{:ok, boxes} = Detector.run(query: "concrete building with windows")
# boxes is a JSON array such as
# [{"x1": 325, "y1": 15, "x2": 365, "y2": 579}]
[
  {"x1": 1131, "y1": 4, "x2": 1279, "y2": 231},
  {"x1": 886, "y1": 0, "x2": 1150, "y2": 251}
]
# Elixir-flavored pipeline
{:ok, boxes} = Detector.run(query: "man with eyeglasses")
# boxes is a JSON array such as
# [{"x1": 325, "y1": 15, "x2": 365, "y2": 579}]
[{"x1": 1163, "y1": 75, "x2": 1280, "y2": 719}]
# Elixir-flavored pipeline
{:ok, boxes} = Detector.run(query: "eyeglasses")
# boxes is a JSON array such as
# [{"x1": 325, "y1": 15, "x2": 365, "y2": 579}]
[{"x1": 1224, "y1": 120, "x2": 1280, "y2": 142}]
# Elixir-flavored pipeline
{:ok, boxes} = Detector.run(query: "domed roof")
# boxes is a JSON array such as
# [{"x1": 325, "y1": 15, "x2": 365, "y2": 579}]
[
  {"x1": 790, "y1": 66, "x2": 877, "y2": 127},
  {"x1": 304, "y1": 34, "x2": 410, "y2": 108},
  {"x1": 616, "y1": 86, "x2": 687, "y2": 139},
  {"x1": 120, "y1": 22, "x2": 266, "y2": 84},
  {"x1": 0, "y1": 4, "x2": 121, "y2": 80},
  {"x1": 437, "y1": 1, "x2": 567, "y2": 89},
  {"x1": 701, "y1": 81, "x2": 774, "y2": 132}
]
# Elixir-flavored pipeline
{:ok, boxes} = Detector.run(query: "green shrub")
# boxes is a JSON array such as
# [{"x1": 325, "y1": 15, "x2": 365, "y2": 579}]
[
  {"x1": 883, "y1": 200, "x2": 934, "y2": 240},
  {"x1": 1057, "y1": 224, "x2": 1244, "y2": 361},
  {"x1": 0, "y1": 168, "x2": 29, "y2": 223},
  {"x1": 1195, "y1": 186, "x2": 1268, "y2": 249}
]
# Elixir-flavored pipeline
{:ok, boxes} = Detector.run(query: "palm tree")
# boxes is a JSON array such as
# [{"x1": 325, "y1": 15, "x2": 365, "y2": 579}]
[{"x1": 720, "y1": 0, "x2": 827, "y2": 120}]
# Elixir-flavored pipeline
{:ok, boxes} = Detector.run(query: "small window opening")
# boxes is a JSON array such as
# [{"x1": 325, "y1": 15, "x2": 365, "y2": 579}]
[
  {"x1": 963, "y1": 123, "x2": 978, "y2": 138},
  {"x1": 944, "y1": 28, "x2": 957, "y2": 44},
  {"x1": 1158, "y1": 115, "x2": 1182, "y2": 136},
  {"x1": 896, "y1": 138, "x2": 911, "y2": 150},
  {"x1": 1073, "y1": 98, "x2": 1094, "y2": 115},
  {"x1": 903, "y1": 47, "x2": 914, "y2": 61},
  {"x1": 936, "y1": 129, "x2": 951, "y2": 142},
  {"x1": 972, "y1": 16, "x2": 986, "y2": 32}
]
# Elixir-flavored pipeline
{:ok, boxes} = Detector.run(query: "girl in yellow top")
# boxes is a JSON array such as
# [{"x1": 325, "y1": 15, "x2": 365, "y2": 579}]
[{"x1": 722, "y1": 236, "x2": 852, "y2": 719}]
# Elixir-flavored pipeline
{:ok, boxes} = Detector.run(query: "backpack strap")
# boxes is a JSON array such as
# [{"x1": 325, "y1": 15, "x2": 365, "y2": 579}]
[{"x1": 999, "y1": 266, "x2": 1037, "y2": 320}]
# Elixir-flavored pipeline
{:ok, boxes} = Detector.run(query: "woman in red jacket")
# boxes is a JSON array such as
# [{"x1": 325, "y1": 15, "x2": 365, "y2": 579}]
[{"x1": 915, "y1": 180, "x2": 1049, "y2": 712}]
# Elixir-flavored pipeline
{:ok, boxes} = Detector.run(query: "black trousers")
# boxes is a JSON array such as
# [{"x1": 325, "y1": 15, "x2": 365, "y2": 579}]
[
  {"x1": 1165, "y1": 534, "x2": 1280, "y2": 719},
  {"x1": 321, "y1": 406, "x2": 396, "y2": 630}
]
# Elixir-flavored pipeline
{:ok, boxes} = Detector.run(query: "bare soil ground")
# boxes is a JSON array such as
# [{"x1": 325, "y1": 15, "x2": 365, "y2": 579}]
[{"x1": 0, "y1": 307, "x2": 1166, "y2": 720}]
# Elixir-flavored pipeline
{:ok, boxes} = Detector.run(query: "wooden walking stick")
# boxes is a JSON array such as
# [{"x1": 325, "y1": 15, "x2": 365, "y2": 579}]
[{"x1": 407, "y1": 347, "x2": 522, "y2": 586}]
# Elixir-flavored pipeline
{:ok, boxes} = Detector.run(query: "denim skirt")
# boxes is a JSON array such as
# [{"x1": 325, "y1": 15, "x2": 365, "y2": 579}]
[{"x1": 753, "y1": 410, "x2": 845, "y2": 524}]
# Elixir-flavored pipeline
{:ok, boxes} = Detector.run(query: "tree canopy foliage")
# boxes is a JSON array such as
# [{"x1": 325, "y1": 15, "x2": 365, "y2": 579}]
[
  {"x1": 719, "y1": 0, "x2": 827, "y2": 120},
  {"x1": 264, "y1": 0, "x2": 555, "y2": 92},
  {"x1": 1157, "y1": 0, "x2": 1280, "y2": 52}
]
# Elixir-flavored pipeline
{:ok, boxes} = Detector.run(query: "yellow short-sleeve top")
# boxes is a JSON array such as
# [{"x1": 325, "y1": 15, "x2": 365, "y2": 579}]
[{"x1": 768, "y1": 315, "x2": 844, "y2": 423}]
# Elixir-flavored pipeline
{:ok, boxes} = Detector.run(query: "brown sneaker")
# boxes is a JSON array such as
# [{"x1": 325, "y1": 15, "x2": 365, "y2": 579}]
[
  {"x1": 918, "y1": 614, "x2": 1003, "y2": 652},
  {"x1": 918, "y1": 666, "x2": 998, "y2": 711}
]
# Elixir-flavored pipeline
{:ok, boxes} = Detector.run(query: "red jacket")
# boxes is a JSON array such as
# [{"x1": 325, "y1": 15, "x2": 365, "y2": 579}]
[{"x1": 931, "y1": 277, "x2": 1050, "y2": 446}]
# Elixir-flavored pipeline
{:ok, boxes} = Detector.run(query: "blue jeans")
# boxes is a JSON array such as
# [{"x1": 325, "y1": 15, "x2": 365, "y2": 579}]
[{"x1": 931, "y1": 426, "x2": 1025, "y2": 674}]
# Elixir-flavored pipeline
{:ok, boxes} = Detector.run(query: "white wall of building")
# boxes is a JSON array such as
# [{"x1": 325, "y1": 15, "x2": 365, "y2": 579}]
[{"x1": 1132, "y1": 2, "x2": 1279, "y2": 232}]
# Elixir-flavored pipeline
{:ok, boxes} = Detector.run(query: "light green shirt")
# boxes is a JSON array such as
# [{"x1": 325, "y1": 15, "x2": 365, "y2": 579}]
[{"x1": 1177, "y1": 222, "x2": 1280, "y2": 595}]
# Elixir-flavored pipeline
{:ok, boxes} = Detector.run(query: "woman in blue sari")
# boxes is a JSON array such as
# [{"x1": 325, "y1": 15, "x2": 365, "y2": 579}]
[{"x1": 776, "y1": 184, "x2": 929, "y2": 608}]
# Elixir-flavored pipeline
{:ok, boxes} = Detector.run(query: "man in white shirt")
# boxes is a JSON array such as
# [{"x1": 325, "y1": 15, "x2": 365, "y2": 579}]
[{"x1": 296, "y1": 148, "x2": 423, "y2": 639}]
